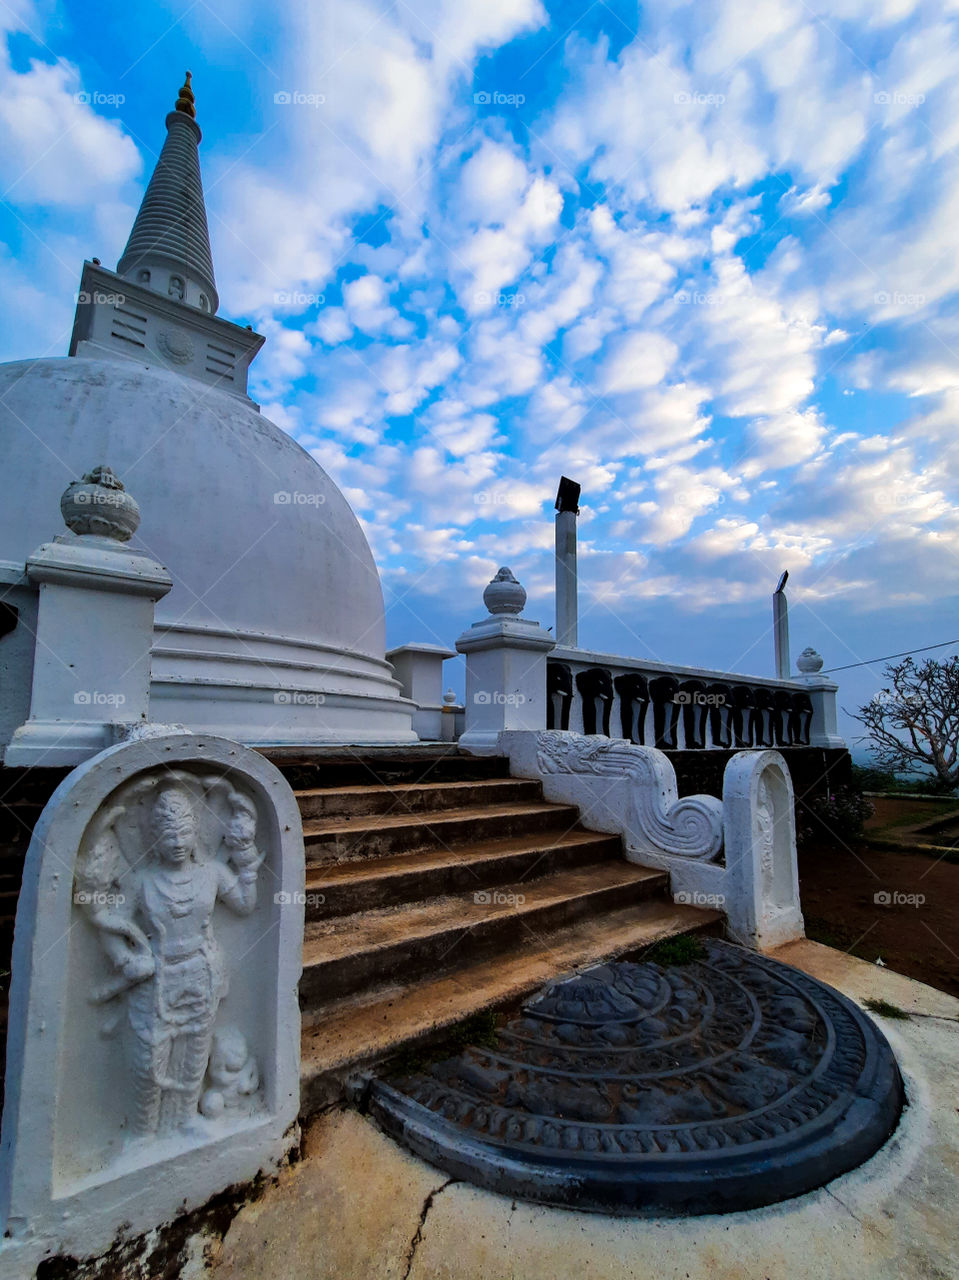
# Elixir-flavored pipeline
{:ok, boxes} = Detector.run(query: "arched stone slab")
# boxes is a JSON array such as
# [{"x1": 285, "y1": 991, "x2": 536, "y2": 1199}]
[
  {"x1": 371, "y1": 940, "x2": 904, "y2": 1217},
  {"x1": 0, "y1": 733, "x2": 304, "y2": 1271}
]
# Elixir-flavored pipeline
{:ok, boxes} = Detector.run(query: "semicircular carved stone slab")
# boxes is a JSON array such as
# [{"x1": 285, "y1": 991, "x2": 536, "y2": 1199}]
[
  {"x1": 370, "y1": 940, "x2": 904, "y2": 1216},
  {"x1": 534, "y1": 731, "x2": 724, "y2": 862},
  {"x1": 0, "y1": 733, "x2": 304, "y2": 1269}
]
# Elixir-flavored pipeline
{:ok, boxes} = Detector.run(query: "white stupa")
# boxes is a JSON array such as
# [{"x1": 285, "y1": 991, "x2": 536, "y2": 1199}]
[{"x1": 0, "y1": 73, "x2": 415, "y2": 746}]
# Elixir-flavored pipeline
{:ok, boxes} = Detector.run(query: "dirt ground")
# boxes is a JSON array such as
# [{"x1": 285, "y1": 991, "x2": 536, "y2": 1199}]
[
  {"x1": 864, "y1": 794, "x2": 959, "y2": 833},
  {"x1": 799, "y1": 831, "x2": 959, "y2": 998}
]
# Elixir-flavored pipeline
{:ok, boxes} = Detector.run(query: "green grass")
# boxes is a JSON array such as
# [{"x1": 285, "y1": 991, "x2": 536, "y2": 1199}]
[
  {"x1": 863, "y1": 997, "x2": 911, "y2": 1020},
  {"x1": 645, "y1": 935, "x2": 707, "y2": 966}
]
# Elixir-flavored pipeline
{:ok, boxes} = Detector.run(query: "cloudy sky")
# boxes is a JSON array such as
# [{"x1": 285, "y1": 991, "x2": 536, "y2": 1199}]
[{"x1": 2, "y1": 0, "x2": 959, "y2": 749}]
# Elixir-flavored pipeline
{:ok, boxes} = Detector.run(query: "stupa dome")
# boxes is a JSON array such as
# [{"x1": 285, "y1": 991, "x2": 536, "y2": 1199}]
[{"x1": 0, "y1": 74, "x2": 414, "y2": 746}]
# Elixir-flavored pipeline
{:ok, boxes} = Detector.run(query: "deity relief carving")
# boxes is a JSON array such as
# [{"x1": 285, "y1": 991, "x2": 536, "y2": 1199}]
[
  {"x1": 74, "y1": 769, "x2": 265, "y2": 1139},
  {"x1": 755, "y1": 776, "x2": 775, "y2": 879}
]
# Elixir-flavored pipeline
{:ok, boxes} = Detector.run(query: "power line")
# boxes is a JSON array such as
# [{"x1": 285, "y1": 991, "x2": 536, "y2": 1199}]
[{"x1": 823, "y1": 639, "x2": 959, "y2": 674}]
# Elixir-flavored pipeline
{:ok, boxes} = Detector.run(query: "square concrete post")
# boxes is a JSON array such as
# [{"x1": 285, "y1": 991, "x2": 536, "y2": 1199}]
[
  {"x1": 4, "y1": 467, "x2": 172, "y2": 767},
  {"x1": 795, "y1": 647, "x2": 844, "y2": 748},
  {"x1": 386, "y1": 642, "x2": 456, "y2": 741},
  {"x1": 455, "y1": 568, "x2": 555, "y2": 756}
]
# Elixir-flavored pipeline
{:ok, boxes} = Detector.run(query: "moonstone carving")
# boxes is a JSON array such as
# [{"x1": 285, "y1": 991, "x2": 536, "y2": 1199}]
[
  {"x1": 75, "y1": 772, "x2": 264, "y2": 1138},
  {"x1": 372, "y1": 941, "x2": 903, "y2": 1215},
  {"x1": 534, "y1": 731, "x2": 724, "y2": 861}
]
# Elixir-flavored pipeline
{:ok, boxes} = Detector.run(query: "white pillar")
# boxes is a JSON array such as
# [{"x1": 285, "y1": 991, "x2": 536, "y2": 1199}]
[
  {"x1": 773, "y1": 575, "x2": 790, "y2": 679},
  {"x1": 554, "y1": 477, "x2": 580, "y2": 648},
  {"x1": 455, "y1": 568, "x2": 555, "y2": 756},
  {"x1": 795, "y1": 647, "x2": 844, "y2": 748},
  {"x1": 385, "y1": 642, "x2": 456, "y2": 741},
  {"x1": 4, "y1": 467, "x2": 172, "y2": 767}
]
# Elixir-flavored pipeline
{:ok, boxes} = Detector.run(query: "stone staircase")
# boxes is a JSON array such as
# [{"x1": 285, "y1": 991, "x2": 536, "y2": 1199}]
[{"x1": 263, "y1": 748, "x2": 722, "y2": 1113}]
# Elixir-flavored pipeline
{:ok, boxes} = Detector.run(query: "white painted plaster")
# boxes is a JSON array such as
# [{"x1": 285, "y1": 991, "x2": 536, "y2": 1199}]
[{"x1": 0, "y1": 733, "x2": 304, "y2": 1272}]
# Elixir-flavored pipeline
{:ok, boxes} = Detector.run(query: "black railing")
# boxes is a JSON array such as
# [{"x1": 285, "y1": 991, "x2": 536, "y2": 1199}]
[{"x1": 547, "y1": 661, "x2": 813, "y2": 749}]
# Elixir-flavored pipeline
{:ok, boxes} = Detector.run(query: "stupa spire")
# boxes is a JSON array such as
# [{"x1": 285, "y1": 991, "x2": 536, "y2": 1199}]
[{"x1": 117, "y1": 71, "x2": 219, "y2": 314}]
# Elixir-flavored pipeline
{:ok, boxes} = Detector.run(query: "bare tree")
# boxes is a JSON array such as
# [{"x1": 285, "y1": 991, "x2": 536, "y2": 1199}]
[{"x1": 853, "y1": 656, "x2": 959, "y2": 788}]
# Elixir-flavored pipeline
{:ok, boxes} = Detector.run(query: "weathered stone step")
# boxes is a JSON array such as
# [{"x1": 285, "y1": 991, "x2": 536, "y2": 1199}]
[
  {"x1": 259, "y1": 746, "x2": 510, "y2": 791},
  {"x1": 300, "y1": 863, "x2": 668, "y2": 1006},
  {"x1": 303, "y1": 829, "x2": 621, "y2": 918},
  {"x1": 295, "y1": 777, "x2": 542, "y2": 821},
  {"x1": 302, "y1": 801, "x2": 582, "y2": 864},
  {"x1": 300, "y1": 900, "x2": 722, "y2": 1113}
]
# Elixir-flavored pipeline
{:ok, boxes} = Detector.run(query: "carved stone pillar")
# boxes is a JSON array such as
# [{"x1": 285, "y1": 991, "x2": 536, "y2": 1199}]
[
  {"x1": 4, "y1": 466, "x2": 172, "y2": 767},
  {"x1": 455, "y1": 568, "x2": 555, "y2": 756}
]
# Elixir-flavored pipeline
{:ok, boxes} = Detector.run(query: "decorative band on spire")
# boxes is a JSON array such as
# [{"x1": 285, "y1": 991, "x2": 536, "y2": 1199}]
[{"x1": 175, "y1": 70, "x2": 196, "y2": 119}]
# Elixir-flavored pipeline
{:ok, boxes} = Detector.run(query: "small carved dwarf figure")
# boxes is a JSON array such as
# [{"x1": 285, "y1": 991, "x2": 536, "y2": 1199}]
[
  {"x1": 199, "y1": 1027, "x2": 260, "y2": 1119},
  {"x1": 81, "y1": 780, "x2": 263, "y2": 1139}
]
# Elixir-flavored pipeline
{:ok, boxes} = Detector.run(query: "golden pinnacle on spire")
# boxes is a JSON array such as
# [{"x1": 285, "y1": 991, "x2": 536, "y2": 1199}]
[{"x1": 175, "y1": 70, "x2": 196, "y2": 119}]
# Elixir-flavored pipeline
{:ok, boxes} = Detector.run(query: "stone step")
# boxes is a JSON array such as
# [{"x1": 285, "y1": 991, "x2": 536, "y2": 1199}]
[
  {"x1": 303, "y1": 829, "x2": 622, "y2": 919},
  {"x1": 302, "y1": 801, "x2": 582, "y2": 865},
  {"x1": 300, "y1": 863, "x2": 668, "y2": 1006},
  {"x1": 300, "y1": 899, "x2": 722, "y2": 1112},
  {"x1": 295, "y1": 777, "x2": 543, "y2": 821},
  {"x1": 259, "y1": 746, "x2": 510, "y2": 791}
]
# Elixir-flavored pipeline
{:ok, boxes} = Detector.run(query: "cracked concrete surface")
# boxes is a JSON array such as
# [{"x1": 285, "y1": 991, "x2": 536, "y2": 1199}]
[
  {"x1": 401, "y1": 1180, "x2": 457, "y2": 1280},
  {"x1": 205, "y1": 941, "x2": 959, "y2": 1280}
]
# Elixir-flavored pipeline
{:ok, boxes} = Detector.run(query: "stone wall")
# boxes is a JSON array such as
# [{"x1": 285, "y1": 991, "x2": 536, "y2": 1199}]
[{"x1": 671, "y1": 746, "x2": 852, "y2": 805}]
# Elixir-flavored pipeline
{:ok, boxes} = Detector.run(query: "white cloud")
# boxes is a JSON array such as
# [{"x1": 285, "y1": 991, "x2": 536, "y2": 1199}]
[
  {"x1": 599, "y1": 331, "x2": 678, "y2": 393},
  {"x1": 0, "y1": 56, "x2": 140, "y2": 204}
]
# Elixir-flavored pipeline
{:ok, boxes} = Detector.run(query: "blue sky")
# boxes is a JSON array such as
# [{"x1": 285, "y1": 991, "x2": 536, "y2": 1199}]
[{"x1": 2, "y1": 0, "x2": 959, "y2": 753}]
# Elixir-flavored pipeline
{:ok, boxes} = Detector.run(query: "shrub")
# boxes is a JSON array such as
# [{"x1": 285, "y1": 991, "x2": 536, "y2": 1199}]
[{"x1": 799, "y1": 786, "x2": 874, "y2": 846}]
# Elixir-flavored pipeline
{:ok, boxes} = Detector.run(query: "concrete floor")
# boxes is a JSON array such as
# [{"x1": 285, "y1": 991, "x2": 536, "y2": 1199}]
[{"x1": 201, "y1": 941, "x2": 959, "y2": 1280}]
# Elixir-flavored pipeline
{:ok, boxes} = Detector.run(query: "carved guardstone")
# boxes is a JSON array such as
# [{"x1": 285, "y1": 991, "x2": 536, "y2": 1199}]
[
  {"x1": 371, "y1": 940, "x2": 904, "y2": 1216},
  {"x1": 502, "y1": 732, "x2": 805, "y2": 952},
  {"x1": 0, "y1": 733, "x2": 304, "y2": 1271}
]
